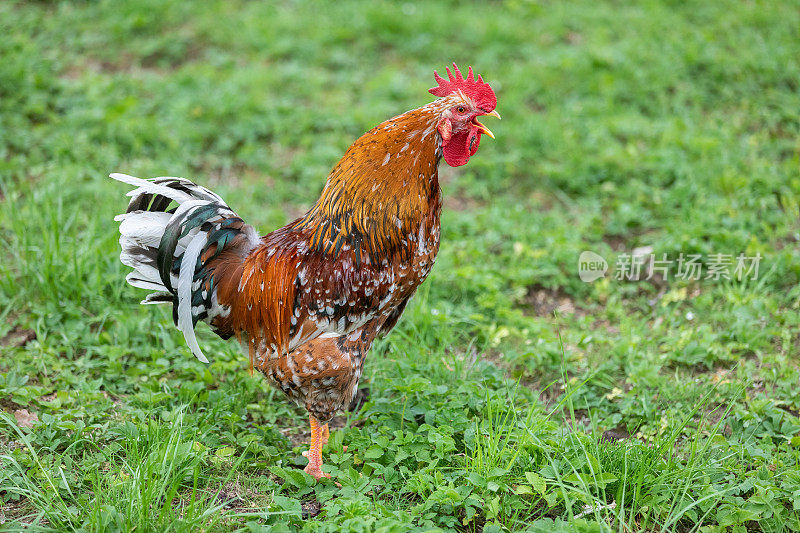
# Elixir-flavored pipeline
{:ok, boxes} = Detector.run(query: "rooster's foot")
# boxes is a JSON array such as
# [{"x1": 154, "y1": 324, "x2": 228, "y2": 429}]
[{"x1": 303, "y1": 464, "x2": 332, "y2": 480}]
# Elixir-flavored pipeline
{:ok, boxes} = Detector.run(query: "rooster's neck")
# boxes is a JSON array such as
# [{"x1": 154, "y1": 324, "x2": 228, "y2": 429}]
[{"x1": 298, "y1": 100, "x2": 453, "y2": 262}]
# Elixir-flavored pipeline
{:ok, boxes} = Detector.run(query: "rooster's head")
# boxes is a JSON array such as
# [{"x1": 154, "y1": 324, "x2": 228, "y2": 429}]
[{"x1": 429, "y1": 63, "x2": 499, "y2": 167}]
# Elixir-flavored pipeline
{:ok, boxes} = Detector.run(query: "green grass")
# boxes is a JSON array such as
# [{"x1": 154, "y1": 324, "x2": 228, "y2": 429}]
[{"x1": 1, "y1": 0, "x2": 800, "y2": 530}]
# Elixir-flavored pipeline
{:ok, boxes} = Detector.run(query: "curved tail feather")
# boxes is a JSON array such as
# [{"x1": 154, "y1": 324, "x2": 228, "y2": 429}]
[{"x1": 111, "y1": 173, "x2": 259, "y2": 363}]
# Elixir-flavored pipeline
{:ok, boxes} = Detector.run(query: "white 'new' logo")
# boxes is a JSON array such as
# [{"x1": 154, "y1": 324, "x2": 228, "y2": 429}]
[{"x1": 578, "y1": 251, "x2": 608, "y2": 282}]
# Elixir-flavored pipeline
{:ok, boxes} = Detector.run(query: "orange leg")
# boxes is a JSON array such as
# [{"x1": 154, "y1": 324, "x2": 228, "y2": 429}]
[
  {"x1": 303, "y1": 416, "x2": 331, "y2": 481},
  {"x1": 321, "y1": 422, "x2": 330, "y2": 448},
  {"x1": 305, "y1": 421, "x2": 346, "y2": 455}
]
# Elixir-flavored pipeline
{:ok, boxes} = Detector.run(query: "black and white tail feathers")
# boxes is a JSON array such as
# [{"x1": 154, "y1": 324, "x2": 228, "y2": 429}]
[{"x1": 112, "y1": 173, "x2": 259, "y2": 363}]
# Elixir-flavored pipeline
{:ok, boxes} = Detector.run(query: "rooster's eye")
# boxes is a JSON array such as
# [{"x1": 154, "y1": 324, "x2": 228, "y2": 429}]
[{"x1": 456, "y1": 106, "x2": 466, "y2": 113}]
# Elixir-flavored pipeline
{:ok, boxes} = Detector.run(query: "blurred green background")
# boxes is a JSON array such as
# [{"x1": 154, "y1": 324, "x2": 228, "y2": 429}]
[{"x1": 1, "y1": 0, "x2": 800, "y2": 530}]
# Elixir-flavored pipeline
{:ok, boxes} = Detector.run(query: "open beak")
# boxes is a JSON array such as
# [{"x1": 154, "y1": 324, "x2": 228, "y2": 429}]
[{"x1": 473, "y1": 110, "x2": 500, "y2": 139}]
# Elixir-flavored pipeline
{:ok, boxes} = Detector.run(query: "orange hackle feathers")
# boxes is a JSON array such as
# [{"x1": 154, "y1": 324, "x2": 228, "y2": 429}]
[{"x1": 296, "y1": 105, "x2": 442, "y2": 265}]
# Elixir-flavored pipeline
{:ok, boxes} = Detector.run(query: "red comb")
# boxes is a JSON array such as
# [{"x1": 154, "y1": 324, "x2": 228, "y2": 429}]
[{"x1": 429, "y1": 62, "x2": 497, "y2": 111}]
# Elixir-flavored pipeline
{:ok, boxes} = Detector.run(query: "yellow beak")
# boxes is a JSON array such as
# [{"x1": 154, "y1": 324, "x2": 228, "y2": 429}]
[{"x1": 474, "y1": 110, "x2": 500, "y2": 139}]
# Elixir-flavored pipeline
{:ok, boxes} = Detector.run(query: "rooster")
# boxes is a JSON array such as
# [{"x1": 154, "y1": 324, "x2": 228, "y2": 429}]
[{"x1": 112, "y1": 64, "x2": 499, "y2": 481}]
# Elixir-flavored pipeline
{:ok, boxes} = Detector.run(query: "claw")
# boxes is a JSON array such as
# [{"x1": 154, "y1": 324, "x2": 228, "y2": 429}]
[
  {"x1": 304, "y1": 465, "x2": 332, "y2": 480},
  {"x1": 304, "y1": 465, "x2": 341, "y2": 487}
]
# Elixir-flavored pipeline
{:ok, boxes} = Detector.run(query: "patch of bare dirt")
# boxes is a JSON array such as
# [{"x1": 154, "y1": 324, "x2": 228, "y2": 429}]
[
  {"x1": 301, "y1": 499, "x2": 322, "y2": 519},
  {"x1": 601, "y1": 427, "x2": 631, "y2": 443},
  {"x1": 61, "y1": 35, "x2": 205, "y2": 79},
  {"x1": 526, "y1": 98, "x2": 547, "y2": 114},
  {"x1": 528, "y1": 190, "x2": 556, "y2": 210},
  {"x1": 564, "y1": 31, "x2": 584, "y2": 45},
  {"x1": 174, "y1": 477, "x2": 270, "y2": 525},
  {"x1": 602, "y1": 234, "x2": 628, "y2": 252},
  {"x1": 0, "y1": 327, "x2": 36, "y2": 348},
  {"x1": 778, "y1": 404, "x2": 800, "y2": 418},
  {"x1": 213, "y1": 479, "x2": 250, "y2": 510},
  {"x1": 601, "y1": 229, "x2": 661, "y2": 253},
  {"x1": 141, "y1": 40, "x2": 204, "y2": 70},
  {"x1": 0, "y1": 498, "x2": 34, "y2": 527},
  {"x1": 537, "y1": 380, "x2": 565, "y2": 412},
  {"x1": 522, "y1": 286, "x2": 583, "y2": 317},
  {"x1": 12, "y1": 409, "x2": 37, "y2": 428},
  {"x1": 0, "y1": 433, "x2": 20, "y2": 454},
  {"x1": 590, "y1": 319, "x2": 620, "y2": 336},
  {"x1": 283, "y1": 426, "x2": 310, "y2": 449},
  {"x1": 0, "y1": 398, "x2": 21, "y2": 415}
]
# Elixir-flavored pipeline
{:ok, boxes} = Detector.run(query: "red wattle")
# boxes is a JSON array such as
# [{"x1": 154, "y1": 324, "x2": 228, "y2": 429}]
[{"x1": 442, "y1": 127, "x2": 481, "y2": 167}]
